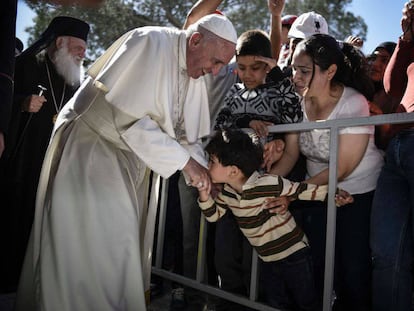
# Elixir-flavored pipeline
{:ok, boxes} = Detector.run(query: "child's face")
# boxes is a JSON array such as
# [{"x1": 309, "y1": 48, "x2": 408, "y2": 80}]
[
  {"x1": 207, "y1": 155, "x2": 231, "y2": 184},
  {"x1": 236, "y1": 55, "x2": 268, "y2": 89}
]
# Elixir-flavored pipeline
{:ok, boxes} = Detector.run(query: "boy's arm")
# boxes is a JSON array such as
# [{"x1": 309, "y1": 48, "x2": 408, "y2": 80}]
[
  {"x1": 197, "y1": 194, "x2": 227, "y2": 222},
  {"x1": 280, "y1": 177, "x2": 330, "y2": 202},
  {"x1": 197, "y1": 183, "x2": 227, "y2": 222},
  {"x1": 279, "y1": 177, "x2": 353, "y2": 206}
]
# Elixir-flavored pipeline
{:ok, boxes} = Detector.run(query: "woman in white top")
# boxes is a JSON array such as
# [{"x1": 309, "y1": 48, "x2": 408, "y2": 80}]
[{"x1": 272, "y1": 34, "x2": 383, "y2": 310}]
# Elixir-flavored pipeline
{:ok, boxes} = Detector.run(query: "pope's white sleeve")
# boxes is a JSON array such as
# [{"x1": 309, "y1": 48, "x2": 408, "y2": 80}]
[{"x1": 121, "y1": 115, "x2": 190, "y2": 178}]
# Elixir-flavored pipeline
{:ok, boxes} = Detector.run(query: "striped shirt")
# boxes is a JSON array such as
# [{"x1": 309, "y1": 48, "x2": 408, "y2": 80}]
[{"x1": 198, "y1": 171, "x2": 329, "y2": 262}]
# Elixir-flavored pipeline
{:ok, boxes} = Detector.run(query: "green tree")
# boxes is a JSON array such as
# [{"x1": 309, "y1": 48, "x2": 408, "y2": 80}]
[
  {"x1": 24, "y1": 0, "x2": 367, "y2": 63},
  {"x1": 284, "y1": 0, "x2": 367, "y2": 42}
]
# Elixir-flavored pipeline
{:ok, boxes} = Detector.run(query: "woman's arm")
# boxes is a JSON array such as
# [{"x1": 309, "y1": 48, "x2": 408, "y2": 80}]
[
  {"x1": 269, "y1": 132, "x2": 300, "y2": 177},
  {"x1": 305, "y1": 133, "x2": 369, "y2": 185}
]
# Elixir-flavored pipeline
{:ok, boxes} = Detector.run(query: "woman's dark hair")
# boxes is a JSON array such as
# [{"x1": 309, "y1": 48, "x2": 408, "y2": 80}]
[
  {"x1": 205, "y1": 129, "x2": 263, "y2": 177},
  {"x1": 236, "y1": 29, "x2": 272, "y2": 59},
  {"x1": 295, "y1": 34, "x2": 374, "y2": 100}
]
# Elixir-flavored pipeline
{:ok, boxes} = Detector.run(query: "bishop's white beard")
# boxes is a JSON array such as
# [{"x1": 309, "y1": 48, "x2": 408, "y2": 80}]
[{"x1": 53, "y1": 45, "x2": 84, "y2": 87}]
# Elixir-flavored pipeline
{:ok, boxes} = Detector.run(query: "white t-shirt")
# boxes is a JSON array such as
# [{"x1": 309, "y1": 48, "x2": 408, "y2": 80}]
[{"x1": 299, "y1": 86, "x2": 384, "y2": 194}]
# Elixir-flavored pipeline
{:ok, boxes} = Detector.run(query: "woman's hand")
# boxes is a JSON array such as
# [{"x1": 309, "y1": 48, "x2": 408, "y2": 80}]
[
  {"x1": 263, "y1": 139, "x2": 285, "y2": 172},
  {"x1": 335, "y1": 189, "x2": 354, "y2": 207},
  {"x1": 262, "y1": 196, "x2": 290, "y2": 215},
  {"x1": 249, "y1": 120, "x2": 273, "y2": 138},
  {"x1": 369, "y1": 101, "x2": 384, "y2": 116}
]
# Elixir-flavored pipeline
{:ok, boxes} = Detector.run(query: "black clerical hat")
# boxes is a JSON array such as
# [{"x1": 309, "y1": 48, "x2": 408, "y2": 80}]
[{"x1": 19, "y1": 16, "x2": 90, "y2": 58}]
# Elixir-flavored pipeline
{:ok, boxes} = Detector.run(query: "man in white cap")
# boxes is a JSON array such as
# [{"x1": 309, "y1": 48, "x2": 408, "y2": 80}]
[
  {"x1": 14, "y1": 13, "x2": 236, "y2": 311},
  {"x1": 278, "y1": 11, "x2": 329, "y2": 71}
]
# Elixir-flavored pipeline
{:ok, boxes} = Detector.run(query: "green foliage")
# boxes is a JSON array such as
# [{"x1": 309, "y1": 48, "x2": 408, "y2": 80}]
[
  {"x1": 24, "y1": 0, "x2": 367, "y2": 63},
  {"x1": 26, "y1": 0, "x2": 155, "y2": 63},
  {"x1": 220, "y1": 0, "x2": 272, "y2": 34},
  {"x1": 284, "y1": 0, "x2": 367, "y2": 41}
]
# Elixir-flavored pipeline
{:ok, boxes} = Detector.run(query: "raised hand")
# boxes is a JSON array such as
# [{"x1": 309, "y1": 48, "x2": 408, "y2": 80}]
[{"x1": 268, "y1": 0, "x2": 285, "y2": 17}]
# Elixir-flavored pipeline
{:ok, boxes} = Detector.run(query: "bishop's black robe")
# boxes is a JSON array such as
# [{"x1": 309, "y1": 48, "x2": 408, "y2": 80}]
[{"x1": 0, "y1": 53, "x2": 77, "y2": 292}]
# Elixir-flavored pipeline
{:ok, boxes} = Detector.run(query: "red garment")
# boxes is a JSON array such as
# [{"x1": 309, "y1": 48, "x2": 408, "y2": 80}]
[{"x1": 383, "y1": 38, "x2": 414, "y2": 134}]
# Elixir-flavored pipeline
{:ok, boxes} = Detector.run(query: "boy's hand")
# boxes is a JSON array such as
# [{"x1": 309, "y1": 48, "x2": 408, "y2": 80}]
[
  {"x1": 335, "y1": 189, "x2": 354, "y2": 207},
  {"x1": 262, "y1": 196, "x2": 290, "y2": 215},
  {"x1": 198, "y1": 182, "x2": 223, "y2": 202},
  {"x1": 254, "y1": 55, "x2": 277, "y2": 71},
  {"x1": 197, "y1": 180, "x2": 211, "y2": 202},
  {"x1": 210, "y1": 183, "x2": 223, "y2": 199}
]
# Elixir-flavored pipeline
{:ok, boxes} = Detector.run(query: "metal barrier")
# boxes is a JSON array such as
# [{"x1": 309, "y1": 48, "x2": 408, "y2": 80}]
[{"x1": 152, "y1": 112, "x2": 414, "y2": 311}]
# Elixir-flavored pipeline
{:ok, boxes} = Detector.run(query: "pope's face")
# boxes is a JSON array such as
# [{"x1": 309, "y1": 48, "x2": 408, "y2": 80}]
[{"x1": 186, "y1": 32, "x2": 235, "y2": 79}]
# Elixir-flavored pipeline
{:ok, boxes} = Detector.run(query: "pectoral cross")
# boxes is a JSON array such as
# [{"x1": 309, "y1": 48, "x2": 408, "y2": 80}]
[{"x1": 174, "y1": 119, "x2": 185, "y2": 141}]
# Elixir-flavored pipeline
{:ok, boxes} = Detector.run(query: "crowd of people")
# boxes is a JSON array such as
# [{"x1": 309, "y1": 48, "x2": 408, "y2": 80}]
[{"x1": 0, "y1": 0, "x2": 413, "y2": 310}]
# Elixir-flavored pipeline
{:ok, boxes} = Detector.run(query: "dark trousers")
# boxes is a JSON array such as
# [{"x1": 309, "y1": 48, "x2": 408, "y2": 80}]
[
  {"x1": 260, "y1": 247, "x2": 317, "y2": 311},
  {"x1": 292, "y1": 192, "x2": 373, "y2": 311},
  {"x1": 214, "y1": 212, "x2": 253, "y2": 311},
  {"x1": 371, "y1": 129, "x2": 414, "y2": 311}
]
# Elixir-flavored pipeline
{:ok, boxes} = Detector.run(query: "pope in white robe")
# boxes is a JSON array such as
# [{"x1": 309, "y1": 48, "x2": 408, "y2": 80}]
[{"x1": 15, "y1": 14, "x2": 236, "y2": 311}]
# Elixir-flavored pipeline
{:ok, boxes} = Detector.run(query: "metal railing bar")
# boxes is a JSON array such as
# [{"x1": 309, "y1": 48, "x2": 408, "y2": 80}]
[
  {"x1": 196, "y1": 216, "x2": 208, "y2": 282},
  {"x1": 323, "y1": 126, "x2": 339, "y2": 311},
  {"x1": 152, "y1": 267, "x2": 281, "y2": 311},
  {"x1": 267, "y1": 112, "x2": 414, "y2": 133},
  {"x1": 249, "y1": 249, "x2": 260, "y2": 301},
  {"x1": 155, "y1": 178, "x2": 169, "y2": 269}
]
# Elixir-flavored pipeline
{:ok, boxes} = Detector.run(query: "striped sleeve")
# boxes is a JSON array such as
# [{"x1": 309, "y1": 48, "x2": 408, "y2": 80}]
[
  {"x1": 277, "y1": 176, "x2": 329, "y2": 202},
  {"x1": 198, "y1": 196, "x2": 227, "y2": 222}
]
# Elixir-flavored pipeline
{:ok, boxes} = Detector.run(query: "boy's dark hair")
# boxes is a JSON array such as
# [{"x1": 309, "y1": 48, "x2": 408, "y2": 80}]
[
  {"x1": 205, "y1": 129, "x2": 263, "y2": 177},
  {"x1": 236, "y1": 29, "x2": 272, "y2": 59}
]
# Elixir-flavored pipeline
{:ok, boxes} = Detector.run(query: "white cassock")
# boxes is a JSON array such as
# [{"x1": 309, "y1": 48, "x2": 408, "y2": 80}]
[{"x1": 15, "y1": 26, "x2": 210, "y2": 311}]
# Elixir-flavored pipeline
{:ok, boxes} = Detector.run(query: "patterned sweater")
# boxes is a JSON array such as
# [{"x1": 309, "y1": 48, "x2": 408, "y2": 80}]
[
  {"x1": 198, "y1": 171, "x2": 329, "y2": 262},
  {"x1": 213, "y1": 67, "x2": 302, "y2": 142}
]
